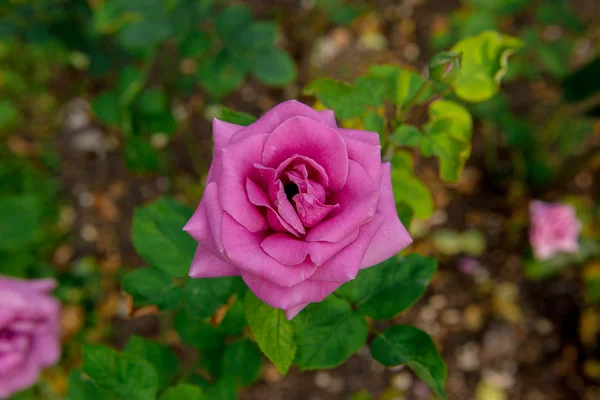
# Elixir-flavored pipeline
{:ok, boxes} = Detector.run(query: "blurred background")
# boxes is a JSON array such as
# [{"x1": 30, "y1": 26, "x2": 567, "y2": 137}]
[{"x1": 1, "y1": 0, "x2": 600, "y2": 399}]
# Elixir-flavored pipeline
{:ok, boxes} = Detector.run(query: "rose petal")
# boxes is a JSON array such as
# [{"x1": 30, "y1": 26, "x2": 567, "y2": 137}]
[
  {"x1": 318, "y1": 110, "x2": 337, "y2": 128},
  {"x1": 219, "y1": 133, "x2": 269, "y2": 232},
  {"x1": 361, "y1": 163, "x2": 413, "y2": 268},
  {"x1": 293, "y1": 193, "x2": 339, "y2": 227},
  {"x1": 285, "y1": 303, "x2": 309, "y2": 320},
  {"x1": 260, "y1": 229, "x2": 359, "y2": 266},
  {"x1": 0, "y1": 358, "x2": 40, "y2": 399},
  {"x1": 222, "y1": 214, "x2": 318, "y2": 287},
  {"x1": 339, "y1": 128, "x2": 380, "y2": 145},
  {"x1": 0, "y1": 277, "x2": 56, "y2": 295},
  {"x1": 310, "y1": 214, "x2": 384, "y2": 282},
  {"x1": 183, "y1": 184, "x2": 225, "y2": 256},
  {"x1": 341, "y1": 131, "x2": 382, "y2": 181},
  {"x1": 206, "y1": 119, "x2": 245, "y2": 184},
  {"x1": 241, "y1": 271, "x2": 341, "y2": 310},
  {"x1": 262, "y1": 116, "x2": 348, "y2": 191},
  {"x1": 189, "y1": 245, "x2": 240, "y2": 278},
  {"x1": 306, "y1": 160, "x2": 379, "y2": 243},
  {"x1": 230, "y1": 100, "x2": 337, "y2": 143},
  {"x1": 271, "y1": 180, "x2": 306, "y2": 235},
  {"x1": 246, "y1": 178, "x2": 302, "y2": 237},
  {"x1": 32, "y1": 327, "x2": 60, "y2": 367}
]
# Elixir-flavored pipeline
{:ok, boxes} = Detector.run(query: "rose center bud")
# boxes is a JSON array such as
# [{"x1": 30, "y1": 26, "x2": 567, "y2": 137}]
[{"x1": 283, "y1": 182, "x2": 300, "y2": 203}]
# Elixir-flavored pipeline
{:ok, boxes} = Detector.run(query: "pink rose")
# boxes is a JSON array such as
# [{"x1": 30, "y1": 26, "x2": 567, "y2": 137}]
[
  {"x1": 529, "y1": 200, "x2": 581, "y2": 260},
  {"x1": 0, "y1": 277, "x2": 60, "y2": 398},
  {"x1": 184, "y1": 101, "x2": 412, "y2": 319}
]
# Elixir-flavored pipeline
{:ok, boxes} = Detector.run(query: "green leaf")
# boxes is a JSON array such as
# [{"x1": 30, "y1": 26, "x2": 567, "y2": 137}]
[
  {"x1": 81, "y1": 344, "x2": 158, "y2": 400},
  {"x1": 184, "y1": 277, "x2": 243, "y2": 318},
  {"x1": 124, "y1": 336, "x2": 178, "y2": 390},
  {"x1": 391, "y1": 125, "x2": 423, "y2": 147},
  {"x1": 219, "y1": 297, "x2": 247, "y2": 335},
  {"x1": 563, "y1": 56, "x2": 600, "y2": 103},
  {"x1": 140, "y1": 111, "x2": 177, "y2": 135},
  {"x1": 251, "y1": 48, "x2": 296, "y2": 87},
  {"x1": 118, "y1": 0, "x2": 172, "y2": 51},
  {"x1": 240, "y1": 22, "x2": 278, "y2": 50},
  {"x1": 292, "y1": 296, "x2": 368, "y2": 370},
  {"x1": 125, "y1": 136, "x2": 161, "y2": 173},
  {"x1": 92, "y1": 91, "x2": 120, "y2": 126},
  {"x1": 244, "y1": 291, "x2": 296, "y2": 374},
  {"x1": 219, "y1": 107, "x2": 257, "y2": 126},
  {"x1": 390, "y1": 152, "x2": 434, "y2": 219},
  {"x1": 371, "y1": 325, "x2": 447, "y2": 399},
  {"x1": 396, "y1": 202, "x2": 414, "y2": 229},
  {"x1": 174, "y1": 308, "x2": 225, "y2": 350},
  {"x1": 215, "y1": 5, "x2": 253, "y2": 43},
  {"x1": 354, "y1": 76, "x2": 387, "y2": 107},
  {"x1": 159, "y1": 384, "x2": 205, "y2": 400},
  {"x1": 421, "y1": 100, "x2": 473, "y2": 182},
  {"x1": 206, "y1": 379, "x2": 237, "y2": 400},
  {"x1": 67, "y1": 369, "x2": 115, "y2": 400},
  {"x1": 451, "y1": 30, "x2": 523, "y2": 102},
  {"x1": 0, "y1": 99, "x2": 21, "y2": 129},
  {"x1": 0, "y1": 195, "x2": 41, "y2": 251},
  {"x1": 131, "y1": 197, "x2": 196, "y2": 277},
  {"x1": 122, "y1": 267, "x2": 182, "y2": 310},
  {"x1": 395, "y1": 68, "x2": 432, "y2": 107},
  {"x1": 303, "y1": 78, "x2": 365, "y2": 119},
  {"x1": 363, "y1": 112, "x2": 385, "y2": 136},
  {"x1": 179, "y1": 31, "x2": 213, "y2": 58},
  {"x1": 118, "y1": 66, "x2": 144, "y2": 107},
  {"x1": 336, "y1": 254, "x2": 436, "y2": 320},
  {"x1": 197, "y1": 51, "x2": 246, "y2": 98},
  {"x1": 220, "y1": 339, "x2": 262, "y2": 388},
  {"x1": 367, "y1": 65, "x2": 433, "y2": 107},
  {"x1": 136, "y1": 89, "x2": 168, "y2": 115}
]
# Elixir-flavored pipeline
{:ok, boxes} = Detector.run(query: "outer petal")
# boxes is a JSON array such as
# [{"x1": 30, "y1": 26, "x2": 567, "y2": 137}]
[
  {"x1": 219, "y1": 133, "x2": 269, "y2": 232},
  {"x1": 310, "y1": 214, "x2": 384, "y2": 282},
  {"x1": 361, "y1": 163, "x2": 413, "y2": 268},
  {"x1": 0, "y1": 360, "x2": 39, "y2": 399},
  {"x1": 189, "y1": 245, "x2": 240, "y2": 278},
  {"x1": 0, "y1": 277, "x2": 56, "y2": 295},
  {"x1": 206, "y1": 119, "x2": 245, "y2": 184},
  {"x1": 262, "y1": 117, "x2": 348, "y2": 191},
  {"x1": 230, "y1": 100, "x2": 337, "y2": 142},
  {"x1": 318, "y1": 110, "x2": 337, "y2": 128},
  {"x1": 241, "y1": 272, "x2": 341, "y2": 310},
  {"x1": 221, "y1": 215, "x2": 318, "y2": 287},
  {"x1": 183, "y1": 183, "x2": 224, "y2": 256},
  {"x1": 285, "y1": 303, "x2": 309, "y2": 320},
  {"x1": 260, "y1": 230, "x2": 359, "y2": 266},
  {"x1": 338, "y1": 128, "x2": 380, "y2": 145},
  {"x1": 32, "y1": 328, "x2": 61, "y2": 367},
  {"x1": 340, "y1": 132, "x2": 382, "y2": 181},
  {"x1": 306, "y1": 160, "x2": 379, "y2": 243}
]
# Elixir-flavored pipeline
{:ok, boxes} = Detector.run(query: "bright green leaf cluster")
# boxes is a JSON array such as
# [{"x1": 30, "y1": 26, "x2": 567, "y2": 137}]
[{"x1": 451, "y1": 30, "x2": 523, "y2": 102}]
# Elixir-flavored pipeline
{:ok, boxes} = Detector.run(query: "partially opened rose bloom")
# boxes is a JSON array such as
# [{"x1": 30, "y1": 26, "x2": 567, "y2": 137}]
[
  {"x1": 0, "y1": 277, "x2": 60, "y2": 399},
  {"x1": 529, "y1": 200, "x2": 581, "y2": 260},
  {"x1": 184, "y1": 100, "x2": 412, "y2": 319}
]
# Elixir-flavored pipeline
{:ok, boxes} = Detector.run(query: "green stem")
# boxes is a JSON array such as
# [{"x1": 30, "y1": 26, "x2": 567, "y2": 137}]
[
  {"x1": 395, "y1": 79, "x2": 433, "y2": 124},
  {"x1": 368, "y1": 324, "x2": 383, "y2": 337}
]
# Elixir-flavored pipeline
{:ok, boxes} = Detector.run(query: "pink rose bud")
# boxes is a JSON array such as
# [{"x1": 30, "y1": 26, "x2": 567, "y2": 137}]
[
  {"x1": 184, "y1": 101, "x2": 412, "y2": 319},
  {"x1": 529, "y1": 200, "x2": 581, "y2": 261},
  {"x1": 0, "y1": 277, "x2": 60, "y2": 398}
]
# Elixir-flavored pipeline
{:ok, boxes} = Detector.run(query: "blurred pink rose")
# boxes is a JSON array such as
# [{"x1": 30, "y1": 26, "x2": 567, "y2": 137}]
[
  {"x1": 529, "y1": 200, "x2": 581, "y2": 260},
  {"x1": 184, "y1": 101, "x2": 412, "y2": 319},
  {"x1": 0, "y1": 277, "x2": 60, "y2": 398}
]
